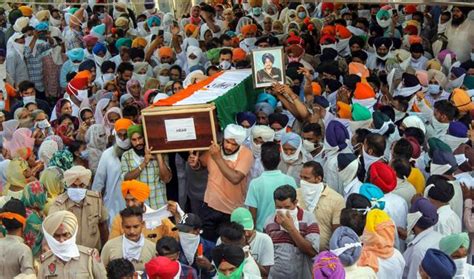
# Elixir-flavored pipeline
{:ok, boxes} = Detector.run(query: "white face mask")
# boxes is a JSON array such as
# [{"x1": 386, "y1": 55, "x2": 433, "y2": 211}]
[
  {"x1": 362, "y1": 147, "x2": 382, "y2": 172},
  {"x1": 243, "y1": 37, "x2": 257, "y2": 48},
  {"x1": 219, "y1": 60, "x2": 232, "y2": 70},
  {"x1": 276, "y1": 208, "x2": 299, "y2": 231},
  {"x1": 43, "y1": 228, "x2": 79, "y2": 262},
  {"x1": 23, "y1": 96, "x2": 36, "y2": 105},
  {"x1": 431, "y1": 116, "x2": 449, "y2": 135},
  {"x1": 393, "y1": 108, "x2": 406, "y2": 122},
  {"x1": 274, "y1": 128, "x2": 286, "y2": 141},
  {"x1": 377, "y1": 18, "x2": 391, "y2": 28},
  {"x1": 187, "y1": 56, "x2": 200, "y2": 67},
  {"x1": 50, "y1": 17, "x2": 62, "y2": 27},
  {"x1": 158, "y1": 75, "x2": 170, "y2": 85},
  {"x1": 178, "y1": 232, "x2": 200, "y2": 265},
  {"x1": 76, "y1": 89, "x2": 88, "y2": 101},
  {"x1": 67, "y1": 188, "x2": 87, "y2": 203},
  {"x1": 150, "y1": 26, "x2": 160, "y2": 35},
  {"x1": 300, "y1": 180, "x2": 324, "y2": 212},
  {"x1": 103, "y1": 73, "x2": 115, "y2": 83},
  {"x1": 93, "y1": 53, "x2": 105, "y2": 66},
  {"x1": 115, "y1": 134, "x2": 131, "y2": 149},
  {"x1": 251, "y1": 140, "x2": 262, "y2": 158},
  {"x1": 406, "y1": 211, "x2": 422, "y2": 242},
  {"x1": 134, "y1": 73, "x2": 148, "y2": 87},
  {"x1": 35, "y1": 119, "x2": 51, "y2": 129},
  {"x1": 453, "y1": 257, "x2": 468, "y2": 277},
  {"x1": 281, "y1": 145, "x2": 301, "y2": 164},
  {"x1": 303, "y1": 139, "x2": 317, "y2": 153}
]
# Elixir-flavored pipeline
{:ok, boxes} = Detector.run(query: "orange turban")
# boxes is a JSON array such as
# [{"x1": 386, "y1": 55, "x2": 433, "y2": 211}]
[
  {"x1": 232, "y1": 48, "x2": 246, "y2": 62},
  {"x1": 185, "y1": 24, "x2": 197, "y2": 34},
  {"x1": 114, "y1": 118, "x2": 134, "y2": 132},
  {"x1": 408, "y1": 35, "x2": 422, "y2": 45},
  {"x1": 241, "y1": 24, "x2": 257, "y2": 37},
  {"x1": 337, "y1": 102, "x2": 351, "y2": 119},
  {"x1": 132, "y1": 37, "x2": 147, "y2": 48},
  {"x1": 354, "y1": 82, "x2": 376, "y2": 99},
  {"x1": 312, "y1": 82, "x2": 322, "y2": 96},
  {"x1": 349, "y1": 62, "x2": 370, "y2": 79},
  {"x1": 336, "y1": 24, "x2": 351, "y2": 39},
  {"x1": 159, "y1": 47, "x2": 173, "y2": 58},
  {"x1": 321, "y1": 25, "x2": 336, "y2": 36},
  {"x1": 452, "y1": 88, "x2": 474, "y2": 112},
  {"x1": 121, "y1": 180, "x2": 150, "y2": 202},
  {"x1": 75, "y1": 70, "x2": 92, "y2": 81},
  {"x1": 70, "y1": 8, "x2": 85, "y2": 28},
  {"x1": 19, "y1": 6, "x2": 33, "y2": 17}
]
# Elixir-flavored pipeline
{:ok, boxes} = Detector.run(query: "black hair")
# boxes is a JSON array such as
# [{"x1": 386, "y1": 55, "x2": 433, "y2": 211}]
[
  {"x1": 156, "y1": 236, "x2": 180, "y2": 256},
  {"x1": 117, "y1": 62, "x2": 134, "y2": 74},
  {"x1": 440, "y1": 11, "x2": 452, "y2": 20},
  {"x1": 79, "y1": 108, "x2": 93, "y2": 121},
  {"x1": 219, "y1": 34, "x2": 232, "y2": 44},
  {"x1": 68, "y1": 140, "x2": 86, "y2": 159},
  {"x1": 169, "y1": 65, "x2": 183, "y2": 80},
  {"x1": 340, "y1": 208, "x2": 366, "y2": 236},
  {"x1": 172, "y1": 81, "x2": 183, "y2": 93},
  {"x1": 392, "y1": 138, "x2": 413, "y2": 161},
  {"x1": 434, "y1": 100, "x2": 458, "y2": 121},
  {"x1": 18, "y1": 81, "x2": 36, "y2": 93},
  {"x1": 391, "y1": 158, "x2": 412, "y2": 179},
  {"x1": 66, "y1": 72, "x2": 77, "y2": 83},
  {"x1": 353, "y1": 17, "x2": 369, "y2": 29},
  {"x1": 106, "y1": 258, "x2": 135, "y2": 279},
  {"x1": 120, "y1": 206, "x2": 144, "y2": 219},
  {"x1": 57, "y1": 114, "x2": 75, "y2": 127},
  {"x1": 219, "y1": 48, "x2": 233, "y2": 58},
  {"x1": 403, "y1": 127, "x2": 425, "y2": 146},
  {"x1": 354, "y1": 128, "x2": 371, "y2": 145},
  {"x1": 206, "y1": 65, "x2": 219, "y2": 76},
  {"x1": 379, "y1": 105, "x2": 395, "y2": 122},
  {"x1": 1, "y1": 198, "x2": 26, "y2": 231},
  {"x1": 412, "y1": 11, "x2": 424, "y2": 22},
  {"x1": 302, "y1": 161, "x2": 324, "y2": 180},
  {"x1": 302, "y1": 123, "x2": 322, "y2": 137},
  {"x1": 274, "y1": 185, "x2": 297, "y2": 203},
  {"x1": 365, "y1": 133, "x2": 386, "y2": 157},
  {"x1": 393, "y1": 96, "x2": 410, "y2": 112},
  {"x1": 219, "y1": 222, "x2": 245, "y2": 245},
  {"x1": 334, "y1": 18, "x2": 347, "y2": 26},
  {"x1": 122, "y1": 105, "x2": 139, "y2": 118},
  {"x1": 261, "y1": 142, "x2": 280, "y2": 170}
]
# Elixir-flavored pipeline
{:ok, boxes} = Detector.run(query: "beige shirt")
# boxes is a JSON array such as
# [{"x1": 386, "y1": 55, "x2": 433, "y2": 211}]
[
  {"x1": 38, "y1": 245, "x2": 106, "y2": 278},
  {"x1": 101, "y1": 235, "x2": 156, "y2": 272},
  {"x1": 49, "y1": 190, "x2": 108, "y2": 249},
  {"x1": 297, "y1": 185, "x2": 345, "y2": 251},
  {"x1": 0, "y1": 235, "x2": 34, "y2": 278}
]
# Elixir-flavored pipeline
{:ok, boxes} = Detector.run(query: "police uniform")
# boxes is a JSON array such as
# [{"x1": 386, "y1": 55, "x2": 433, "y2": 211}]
[
  {"x1": 38, "y1": 245, "x2": 106, "y2": 278},
  {"x1": 256, "y1": 67, "x2": 283, "y2": 83},
  {"x1": 0, "y1": 235, "x2": 34, "y2": 278},
  {"x1": 101, "y1": 235, "x2": 156, "y2": 272},
  {"x1": 48, "y1": 190, "x2": 108, "y2": 250}
]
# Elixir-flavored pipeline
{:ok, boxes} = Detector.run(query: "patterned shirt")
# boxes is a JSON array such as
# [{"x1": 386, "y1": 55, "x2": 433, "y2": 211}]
[
  {"x1": 121, "y1": 149, "x2": 168, "y2": 209},
  {"x1": 64, "y1": 28, "x2": 83, "y2": 51},
  {"x1": 25, "y1": 42, "x2": 51, "y2": 92}
]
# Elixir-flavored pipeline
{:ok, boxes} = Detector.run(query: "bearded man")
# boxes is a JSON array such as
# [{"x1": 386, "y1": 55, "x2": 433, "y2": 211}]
[{"x1": 445, "y1": 6, "x2": 474, "y2": 62}]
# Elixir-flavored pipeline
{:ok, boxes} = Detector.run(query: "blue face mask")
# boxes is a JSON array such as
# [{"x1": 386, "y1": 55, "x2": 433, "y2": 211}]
[
  {"x1": 298, "y1": 12, "x2": 306, "y2": 19},
  {"x1": 253, "y1": 7, "x2": 262, "y2": 16},
  {"x1": 80, "y1": 150, "x2": 89, "y2": 160},
  {"x1": 427, "y1": 84, "x2": 441, "y2": 95}
]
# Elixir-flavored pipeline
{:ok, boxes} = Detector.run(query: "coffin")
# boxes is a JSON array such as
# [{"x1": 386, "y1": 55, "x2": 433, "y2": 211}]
[{"x1": 141, "y1": 104, "x2": 218, "y2": 153}]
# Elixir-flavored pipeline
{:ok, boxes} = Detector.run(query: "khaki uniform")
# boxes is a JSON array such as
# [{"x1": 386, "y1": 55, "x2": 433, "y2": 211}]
[
  {"x1": 49, "y1": 190, "x2": 108, "y2": 250},
  {"x1": 109, "y1": 214, "x2": 178, "y2": 243},
  {"x1": 38, "y1": 245, "x2": 106, "y2": 278},
  {"x1": 0, "y1": 235, "x2": 34, "y2": 278},
  {"x1": 101, "y1": 235, "x2": 156, "y2": 272}
]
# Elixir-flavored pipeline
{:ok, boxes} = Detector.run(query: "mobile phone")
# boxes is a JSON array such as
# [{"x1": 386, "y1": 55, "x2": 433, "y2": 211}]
[{"x1": 158, "y1": 29, "x2": 164, "y2": 36}]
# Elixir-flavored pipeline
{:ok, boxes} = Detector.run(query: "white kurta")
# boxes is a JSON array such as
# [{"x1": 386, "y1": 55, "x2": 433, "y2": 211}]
[
  {"x1": 433, "y1": 205, "x2": 462, "y2": 236},
  {"x1": 377, "y1": 249, "x2": 406, "y2": 279},
  {"x1": 343, "y1": 178, "x2": 362, "y2": 200},
  {"x1": 92, "y1": 146, "x2": 125, "y2": 226},
  {"x1": 383, "y1": 193, "x2": 408, "y2": 229}
]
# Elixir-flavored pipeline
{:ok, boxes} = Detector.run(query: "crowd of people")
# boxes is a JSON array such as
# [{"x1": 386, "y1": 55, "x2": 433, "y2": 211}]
[{"x1": 0, "y1": 0, "x2": 474, "y2": 278}]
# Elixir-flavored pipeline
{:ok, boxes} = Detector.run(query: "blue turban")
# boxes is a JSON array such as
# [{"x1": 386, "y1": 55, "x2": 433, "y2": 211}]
[
  {"x1": 329, "y1": 226, "x2": 362, "y2": 267},
  {"x1": 281, "y1": 132, "x2": 301, "y2": 149},
  {"x1": 410, "y1": 197, "x2": 438, "y2": 229},
  {"x1": 268, "y1": 113, "x2": 289, "y2": 127},
  {"x1": 66, "y1": 48, "x2": 85, "y2": 62},
  {"x1": 421, "y1": 249, "x2": 456, "y2": 279},
  {"x1": 326, "y1": 120, "x2": 349, "y2": 150},
  {"x1": 120, "y1": 93, "x2": 134, "y2": 108},
  {"x1": 256, "y1": 92, "x2": 278, "y2": 108},
  {"x1": 236, "y1": 111, "x2": 256, "y2": 126},
  {"x1": 91, "y1": 23, "x2": 106, "y2": 35},
  {"x1": 359, "y1": 183, "x2": 385, "y2": 210},
  {"x1": 255, "y1": 102, "x2": 274, "y2": 116},
  {"x1": 448, "y1": 121, "x2": 468, "y2": 138},
  {"x1": 313, "y1": 96, "x2": 329, "y2": 108},
  {"x1": 78, "y1": 59, "x2": 96, "y2": 72},
  {"x1": 147, "y1": 16, "x2": 161, "y2": 28},
  {"x1": 92, "y1": 42, "x2": 107, "y2": 55},
  {"x1": 451, "y1": 66, "x2": 467, "y2": 78},
  {"x1": 35, "y1": 22, "x2": 49, "y2": 31}
]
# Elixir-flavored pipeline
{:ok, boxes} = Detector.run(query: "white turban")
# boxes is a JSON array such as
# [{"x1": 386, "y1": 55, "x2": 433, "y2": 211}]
[
  {"x1": 13, "y1": 17, "x2": 29, "y2": 32},
  {"x1": 38, "y1": 140, "x2": 59, "y2": 164},
  {"x1": 224, "y1": 124, "x2": 247, "y2": 145},
  {"x1": 64, "y1": 165, "x2": 92, "y2": 187},
  {"x1": 402, "y1": 115, "x2": 426, "y2": 134},
  {"x1": 251, "y1": 125, "x2": 275, "y2": 142},
  {"x1": 186, "y1": 45, "x2": 202, "y2": 60}
]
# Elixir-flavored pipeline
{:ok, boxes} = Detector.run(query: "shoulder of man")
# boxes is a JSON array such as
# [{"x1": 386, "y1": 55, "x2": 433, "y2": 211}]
[
  {"x1": 40, "y1": 250, "x2": 54, "y2": 263},
  {"x1": 86, "y1": 190, "x2": 101, "y2": 199},
  {"x1": 78, "y1": 245, "x2": 102, "y2": 263},
  {"x1": 54, "y1": 193, "x2": 69, "y2": 205}
]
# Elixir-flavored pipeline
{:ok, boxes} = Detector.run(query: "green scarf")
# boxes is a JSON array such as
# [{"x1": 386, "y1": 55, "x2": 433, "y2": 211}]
[{"x1": 217, "y1": 260, "x2": 245, "y2": 279}]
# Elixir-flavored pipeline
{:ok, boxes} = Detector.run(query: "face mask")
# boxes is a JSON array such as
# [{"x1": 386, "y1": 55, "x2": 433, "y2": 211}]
[
  {"x1": 187, "y1": 56, "x2": 200, "y2": 67},
  {"x1": 274, "y1": 128, "x2": 286, "y2": 141},
  {"x1": 375, "y1": 52, "x2": 390, "y2": 61},
  {"x1": 50, "y1": 17, "x2": 62, "y2": 27},
  {"x1": 431, "y1": 117, "x2": 449, "y2": 135},
  {"x1": 67, "y1": 188, "x2": 87, "y2": 203},
  {"x1": 362, "y1": 146, "x2": 382, "y2": 172},
  {"x1": 377, "y1": 18, "x2": 391, "y2": 28},
  {"x1": 251, "y1": 140, "x2": 262, "y2": 158},
  {"x1": 80, "y1": 150, "x2": 89, "y2": 160},
  {"x1": 253, "y1": 7, "x2": 262, "y2": 16},
  {"x1": 43, "y1": 229, "x2": 79, "y2": 262},
  {"x1": 158, "y1": 75, "x2": 170, "y2": 85},
  {"x1": 427, "y1": 84, "x2": 441, "y2": 95},
  {"x1": 281, "y1": 145, "x2": 301, "y2": 164},
  {"x1": 298, "y1": 12, "x2": 306, "y2": 19},
  {"x1": 178, "y1": 232, "x2": 200, "y2": 265},
  {"x1": 217, "y1": 261, "x2": 245, "y2": 279},
  {"x1": 103, "y1": 73, "x2": 115, "y2": 82},
  {"x1": 453, "y1": 257, "x2": 468, "y2": 276},
  {"x1": 113, "y1": 8, "x2": 124, "y2": 20},
  {"x1": 23, "y1": 96, "x2": 36, "y2": 105},
  {"x1": 116, "y1": 135, "x2": 131, "y2": 149},
  {"x1": 243, "y1": 37, "x2": 257, "y2": 48},
  {"x1": 35, "y1": 119, "x2": 51, "y2": 129},
  {"x1": 346, "y1": 20, "x2": 352, "y2": 26},
  {"x1": 300, "y1": 180, "x2": 324, "y2": 212},
  {"x1": 76, "y1": 89, "x2": 88, "y2": 101},
  {"x1": 134, "y1": 73, "x2": 147, "y2": 87},
  {"x1": 276, "y1": 208, "x2": 299, "y2": 230},
  {"x1": 150, "y1": 26, "x2": 160, "y2": 35},
  {"x1": 406, "y1": 211, "x2": 422, "y2": 241},
  {"x1": 303, "y1": 139, "x2": 317, "y2": 153},
  {"x1": 97, "y1": 13, "x2": 105, "y2": 20},
  {"x1": 219, "y1": 60, "x2": 232, "y2": 70},
  {"x1": 0, "y1": 100, "x2": 5, "y2": 110},
  {"x1": 93, "y1": 53, "x2": 105, "y2": 66}
]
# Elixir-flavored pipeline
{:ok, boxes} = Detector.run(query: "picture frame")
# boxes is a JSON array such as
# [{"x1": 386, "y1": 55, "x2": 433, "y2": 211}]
[{"x1": 251, "y1": 46, "x2": 286, "y2": 88}]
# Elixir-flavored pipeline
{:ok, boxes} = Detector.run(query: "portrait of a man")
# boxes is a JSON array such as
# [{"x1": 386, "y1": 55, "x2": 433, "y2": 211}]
[
  {"x1": 252, "y1": 47, "x2": 285, "y2": 88},
  {"x1": 256, "y1": 53, "x2": 283, "y2": 83}
]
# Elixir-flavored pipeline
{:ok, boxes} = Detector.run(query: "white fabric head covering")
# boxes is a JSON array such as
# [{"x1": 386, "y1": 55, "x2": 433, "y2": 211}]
[
  {"x1": 402, "y1": 115, "x2": 426, "y2": 134},
  {"x1": 183, "y1": 70, "x2": 206, "y2": 88},
  {"x1": 38, "y1": 140, "x2": 59, "y2": 164},
  {"x1": 186, "y1": 45, "x2": 202, "y2": 60},
  {"x1": 251, "y1": 125, "x2": 275, "y2": 142},
  {"x1": 224, "y1": 124, "x2": 247, "y2": 145},
  {"x1": 181, "y1": 37, "x2": 199, "y2": 53},
  {"x1": 94, "y1": 98, "x2": 111, "y2": 125},
  {"x1": 152, "y1": 93, "x2": 169, "y2": 103},
  {"x1": 64, "y1": 165, "x2": 92, "y2": 187},
  {"x1": 42, "y1": 210, "x2": 79, "y2": 262},
  {"x1": 13, "y1": 17, "x2": 29, "y2": 32},
  {"x1": 85, "y1": 124, "x2": 107, "y2": 151}
]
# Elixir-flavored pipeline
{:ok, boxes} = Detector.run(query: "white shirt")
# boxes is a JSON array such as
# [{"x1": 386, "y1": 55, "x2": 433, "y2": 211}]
[
  {"x1": 243, "y1": 254, "x2": 261, "y2": 279},
  {"x1": 383, "y1": 193, "x2": 408, "y2": 229},
  {"x1": 403, "y1": 227, "x2": 443, "y2": 279},
  {"x1": 392, "y1": 179, "x2": 416, "y2": 207},
  {"x1": 449, "y1": 180, "x2": 464, "y2": 220},
  {"x1": 91, "y1": 147, "x2": 125, "y2": 226},
  {"x1": 377, "y1": 249, "x2": 405, "y2": 279},
  {"x1": 344, "y1": 264, "x2": 377, "y2": 279},
  {"x1": 249, "y1": 231, "x2": 274, "y2": 267},
  {"x1": 433, "y1": 204, "x2": 462, "y2": 236},
  {"x1": 343, "y1": 178, "x2": 362, "y2": 200}
]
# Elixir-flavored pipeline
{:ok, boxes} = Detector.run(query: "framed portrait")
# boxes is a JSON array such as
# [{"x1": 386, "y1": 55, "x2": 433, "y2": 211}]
[{"x1": 251, "y1": 47, "x2": 286, "y2": 88}]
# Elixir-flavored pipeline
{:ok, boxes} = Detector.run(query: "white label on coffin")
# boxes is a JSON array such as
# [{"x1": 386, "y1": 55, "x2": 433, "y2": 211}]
[{"x1": 164, "y1": 118, "x2": 197, "y2": 141}]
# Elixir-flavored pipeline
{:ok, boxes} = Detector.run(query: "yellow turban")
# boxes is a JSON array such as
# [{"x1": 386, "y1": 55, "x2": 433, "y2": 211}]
[
  {"x1": 19, "y1": 6, "x2": 33, "y2": 17},
  {"x1": 407, "y1": 167, "x2": 426, "y2": 194},
  {"x1": 426, "y1": 59, "x2": 442, "y2": 71},
  {"x1": 64, "y1": 166, "x2": 92, "y2": 187},
  {"x1": 115, "y1": 17, "x2": 129, "y2": 28},
  {"x1": 36, "y1": 10, "x2": 50, "y2": 22},
  {"x1": 337, "y1": 101, "x2": 351, "y2": 119},
  {"x1": 159, "y1": 47, "x2": 173, "y2": 58},
  {"x1": 452, "y1": 88, "x2": 474, "y2": 112},
  {"x1": 121, "y1": 180, "x2": 150, "y2": 202},
  {"x1": 132, "y1": 37, "x2": 147, "y2": 48},
  {"x1": 43, "y1": 210, "x2": 78, "y2": 235}
]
